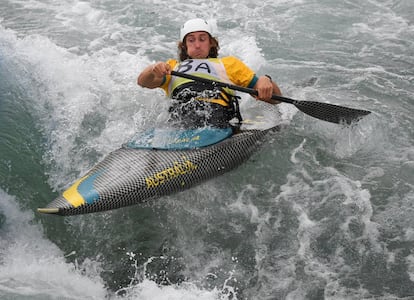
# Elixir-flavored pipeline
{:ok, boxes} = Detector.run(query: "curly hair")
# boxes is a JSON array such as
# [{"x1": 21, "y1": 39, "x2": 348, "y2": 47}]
[{"x1": 178, "y1": 36, "x2": 220, "y2": 61}]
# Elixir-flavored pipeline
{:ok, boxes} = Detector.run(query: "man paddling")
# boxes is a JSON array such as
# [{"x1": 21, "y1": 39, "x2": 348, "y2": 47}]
[{"x1": 138, "y1": 18, "x2": 282, "y2": 128}]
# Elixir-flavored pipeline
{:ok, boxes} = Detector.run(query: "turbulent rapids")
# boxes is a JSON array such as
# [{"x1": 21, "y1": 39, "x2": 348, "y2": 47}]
[{"x1": 1, "y1": 0, "x2": 413, "y2": 298}]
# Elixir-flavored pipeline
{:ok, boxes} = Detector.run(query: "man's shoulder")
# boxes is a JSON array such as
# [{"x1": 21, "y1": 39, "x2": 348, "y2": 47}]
[
  {"x1": 220, "y1": 56, "x2": 242, "y2": 62},
  {"x1": 220, "y1": 56, "x2": 246, "y2": 66}
]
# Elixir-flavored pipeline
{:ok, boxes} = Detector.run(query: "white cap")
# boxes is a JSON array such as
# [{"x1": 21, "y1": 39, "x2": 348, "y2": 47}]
[{"x1": 180, "y1": 18, "x2": 213, "y2": 41}]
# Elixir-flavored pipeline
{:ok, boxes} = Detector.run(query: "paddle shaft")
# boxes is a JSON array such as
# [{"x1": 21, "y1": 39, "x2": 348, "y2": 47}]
[
  {"x1": 171, "y1": 70, "x2": 291, "y2": 104},
  {"x1": 170, "y1": 71, "x2": 371, "y2": 125}
]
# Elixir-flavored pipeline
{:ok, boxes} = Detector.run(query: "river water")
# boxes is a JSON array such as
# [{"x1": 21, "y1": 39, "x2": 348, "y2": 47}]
[{"x1": 1, "y1": 0, "x2": 413, "y2": 299}]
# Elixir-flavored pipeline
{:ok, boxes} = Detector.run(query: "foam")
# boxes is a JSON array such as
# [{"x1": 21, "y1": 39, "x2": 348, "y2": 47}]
[
  {"x1": 248, "y1": 133, "x2": 383, "y2": 298},
  {"x1": 118, "y1": 279, "x2": 226, "y2": 300},
  {"x1": 0, "y1": 25, "x2": 161, "y2": 190},
  {"x1": 0, "y1": 189, "x2": 107, "y2": 299},
  {"x1": 2, "y1": 0, "x2": 414, "y2": 298}
]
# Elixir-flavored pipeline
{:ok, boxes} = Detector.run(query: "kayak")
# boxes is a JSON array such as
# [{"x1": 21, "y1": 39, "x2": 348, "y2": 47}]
[{"x1": 38, "y1": 126, "x2": 278, "y2": 216}]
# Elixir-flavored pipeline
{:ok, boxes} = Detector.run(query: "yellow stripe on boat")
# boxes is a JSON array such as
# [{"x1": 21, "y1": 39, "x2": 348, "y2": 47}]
[{"x1": 62, "y1": 176, "x2": 88, "y2": 207}]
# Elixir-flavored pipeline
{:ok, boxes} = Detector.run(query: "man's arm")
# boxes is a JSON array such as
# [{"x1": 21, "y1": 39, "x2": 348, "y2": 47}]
[
  {"x1": 137, "y1": 62, "x2": 171, "y2": 89},
  {"x1": 254, "y1": 75, "x2": 282, "y2": 104}
]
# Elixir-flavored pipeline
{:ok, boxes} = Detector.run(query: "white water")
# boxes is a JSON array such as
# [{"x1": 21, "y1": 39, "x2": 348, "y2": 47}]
[{"x1": 1, "y1": 0, "x2": 413, "y2": 299}]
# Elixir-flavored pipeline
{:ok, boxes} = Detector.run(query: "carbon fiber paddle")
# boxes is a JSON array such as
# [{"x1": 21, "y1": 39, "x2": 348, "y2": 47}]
[{"x1": 171, "y1": 71, "x2": 371, "y2": 125}]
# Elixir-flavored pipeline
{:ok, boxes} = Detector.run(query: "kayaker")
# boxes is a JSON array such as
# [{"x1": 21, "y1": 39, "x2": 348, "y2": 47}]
[{"x1": 138, "y1": 18, "x2": 282, "y2": 128}]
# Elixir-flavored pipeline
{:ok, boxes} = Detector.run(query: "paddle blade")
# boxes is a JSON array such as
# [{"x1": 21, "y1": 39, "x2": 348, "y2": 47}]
[{"x1": 293, "y1": 100, "x2": 371, "y2": 125}]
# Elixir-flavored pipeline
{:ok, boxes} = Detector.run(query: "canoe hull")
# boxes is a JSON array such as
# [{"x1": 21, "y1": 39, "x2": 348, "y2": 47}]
[{"x1": 39, "y1": 128, "x2": 275, "y2": 216}]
